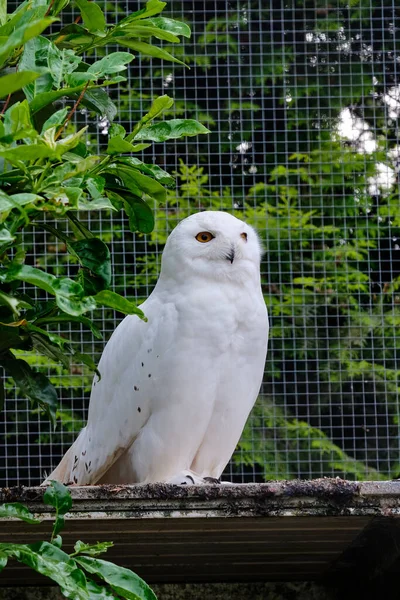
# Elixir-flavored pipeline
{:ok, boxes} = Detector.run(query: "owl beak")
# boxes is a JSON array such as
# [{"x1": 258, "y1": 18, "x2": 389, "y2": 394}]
[{"x1": 226, "y1": 246, "x2": 235, "y2": 264}]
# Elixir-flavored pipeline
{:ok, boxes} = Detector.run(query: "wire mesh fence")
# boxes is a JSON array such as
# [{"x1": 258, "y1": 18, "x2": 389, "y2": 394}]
[{"x1": 1, "y1": 0, "x2": 400, "y2": 486}]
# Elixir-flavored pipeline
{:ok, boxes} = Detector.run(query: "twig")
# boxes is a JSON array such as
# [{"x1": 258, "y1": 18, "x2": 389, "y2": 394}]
[
  {"x1": 0, "y1": 94, "x2": 12, "y2": 117},
  {"x1": 54, "y1": 82, "x2": 90, "y2": 140},
  {"x1": 44, "y1": 0, "x2": 55, "y2": 17}
]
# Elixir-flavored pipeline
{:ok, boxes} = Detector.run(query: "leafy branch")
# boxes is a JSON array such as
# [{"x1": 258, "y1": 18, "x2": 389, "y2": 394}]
[
  {"x1": 0, "y1": 0, "x2": 210, "y2": 425},
  {"x1": 0, "y1": 482, "x2": 156, "y2": 600}
]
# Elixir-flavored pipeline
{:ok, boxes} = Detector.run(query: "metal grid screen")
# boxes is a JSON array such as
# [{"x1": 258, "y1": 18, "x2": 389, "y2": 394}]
[{"x1": 2, "y1": 0, "x2": 400, "y2": 486}]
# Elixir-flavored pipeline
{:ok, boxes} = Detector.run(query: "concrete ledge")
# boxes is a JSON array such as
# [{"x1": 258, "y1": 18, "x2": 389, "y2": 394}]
[{"x1": 1, "y1": 479, "x2": 400, "y2": 586}]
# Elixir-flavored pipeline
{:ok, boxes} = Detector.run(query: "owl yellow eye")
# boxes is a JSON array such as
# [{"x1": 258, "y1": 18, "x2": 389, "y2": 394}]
[{"x1": 195, "y1": 231, "x2": 214, "y2": 243}]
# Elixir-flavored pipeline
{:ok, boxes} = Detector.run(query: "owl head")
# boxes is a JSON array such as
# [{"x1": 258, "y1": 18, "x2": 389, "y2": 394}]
[{"x1": 160, "y1": 211, "x2": 263, "y2": 282}]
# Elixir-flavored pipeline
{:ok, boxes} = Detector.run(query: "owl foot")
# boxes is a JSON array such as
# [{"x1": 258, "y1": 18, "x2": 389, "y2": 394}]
[
  {"x1": 166, "y1": 470, "x2": 205, "y2": 485},
  {"x1": 203, "y1": 477, "x2": 221, "y2": 484}
]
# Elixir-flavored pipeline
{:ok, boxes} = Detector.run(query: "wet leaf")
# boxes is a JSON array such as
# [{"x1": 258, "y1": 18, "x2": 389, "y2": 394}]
[
  {"x1": 82, "y1": 88, "x2": 118, "y2": 121},
  {"x1": 0, "y1": 503, "x2": 41, "y2": 524},
  {"x1": 94, "y1": 290, "x2": 145, "y2": 319},
  {"x1": 69, "y1": 237, "x2": 111, "y2": 293},
  {"x1": 145, "y1": 17, "x2": 191, "y2": 39},
  {"x1": 44, "y1": 481, "x2": 72, "y2": 537},
  {"x1": 116, "y1": 38, "x2": 186, "y2": 66},
  {"x1": 30, "y1": 84, "x2": 86, "y2": 114},
  {"x1": 76, "y1": 556, "x2": 157, "y2": 600},
  {"x1": 0, "y1": 17, "x2": 57, "y2": 69},
  {"x1": 118, "y1": 0, "x2": 166, "y2": 24},
  {"x1": 117, "y1": 158, "x2": 175, "y2": 187},
  {"x1": 1, "y1": 542, "x2": 89, "y2": 600},
  {"x1": 134, "y1": 119, "x2": 210, "y2": 142},
  {"x1": 41, "y1": 108, "x2": 69, "y2": 133},
  {"x1": 123, "y1": 195, "x2": 155, "y2": 234},
  {"x1": 88, "y1": 52, "x2": 134, "y2": 77},
  {"x1": 73, "y1": 541, "x2": 113, "y2": 557}
]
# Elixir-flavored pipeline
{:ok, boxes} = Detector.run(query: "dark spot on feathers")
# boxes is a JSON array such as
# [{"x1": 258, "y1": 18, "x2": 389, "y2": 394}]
[
  {"x1": 85, "y1": 462, "x2": 89, "y2": 471},
  {"x1": 137, "y1": 407, "x2": 141, "y2": 413},
  {"x1": 148, "y1": 373, "x2": 151, "y2": 378},
  {"x1": 134, "y1": 385, "x2": 139, "y2": 391},
  {"x1": 89, "y1": 461, "x2": 91, "y2": 466},
  {"x1": 147, "y1": 348, "x2": 152, "y2": 353},
  {"x1": 74, "y1": 455, "x2": 78, "y2": 464},
  {"x1": 141, "y1": 362, "x2": 144, "y2": 367},
  {"x1": 82, "y1": 450, "x2": 86, "y2": 456},
  {"x1": 73, "y1": 476, "x2": 78, "y2": 484},
  {"x1": 156, "y1": 355, "x2": 159, "y2": 358}
]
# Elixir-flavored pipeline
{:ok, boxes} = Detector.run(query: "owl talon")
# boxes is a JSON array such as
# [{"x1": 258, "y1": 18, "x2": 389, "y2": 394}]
[
  {"x1": 203, "y1": 477, "x2": 221, "y2": 484},
  {"x1": 166, "y1": 471, "x2": 203, "y2": 485}
]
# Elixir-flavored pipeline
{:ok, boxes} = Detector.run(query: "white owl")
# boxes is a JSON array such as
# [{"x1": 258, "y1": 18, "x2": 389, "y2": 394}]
[{"x1": 44, "y1": 211, "x2": 269, "y2": 485}]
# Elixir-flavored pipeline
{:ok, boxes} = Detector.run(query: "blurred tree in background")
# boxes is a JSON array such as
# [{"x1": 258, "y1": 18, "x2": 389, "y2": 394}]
[{"x1": 2, "y1": 0, "x2": 400, "y2": 484}]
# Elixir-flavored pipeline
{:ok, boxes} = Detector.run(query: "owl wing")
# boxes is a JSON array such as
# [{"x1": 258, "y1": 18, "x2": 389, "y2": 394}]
[{"x1": 44, "y1": 293, "x2": 175, "y2": 485}]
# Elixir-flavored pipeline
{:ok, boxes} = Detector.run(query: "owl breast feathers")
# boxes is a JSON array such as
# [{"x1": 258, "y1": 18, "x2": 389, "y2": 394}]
[{"x1": 44, "y1": 211, "x2": 269, "y2": 486}]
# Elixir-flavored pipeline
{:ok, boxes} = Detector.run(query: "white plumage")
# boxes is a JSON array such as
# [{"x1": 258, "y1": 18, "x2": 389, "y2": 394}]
[{"x1": 45, "y1": 211, "x2": 269, "y2": 485}]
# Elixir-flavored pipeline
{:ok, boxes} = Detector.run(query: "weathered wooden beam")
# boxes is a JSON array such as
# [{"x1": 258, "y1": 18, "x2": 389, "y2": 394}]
[{"x1": 1, "y1": 480, "x2": 400, "y2": 586}]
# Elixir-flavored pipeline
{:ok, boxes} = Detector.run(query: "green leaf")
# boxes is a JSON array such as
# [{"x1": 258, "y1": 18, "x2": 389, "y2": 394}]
[
  {"x1": 88, "y1": 52, "x2": 134, "y2": 77},
  {"x1": 4, "y1": 263, "x2": 56, "y2": 294},
  {"x1": 0, "y1": 553, "x2": 7, "y2": 572},
  {"x1": 82, "y1": 88, "x2": 118, "y2": 121},
  {"x1": 126, "y1": 94, "x2": 174, "y2": 141},
  {"x1": 69, "y1": 238, "x2": 112, "y2": 291},
  {"x1": 35, "y1": 315, "x2": 102, "y2": 340},
  {"x1": 19, "y1": 37, "x2": 54, "y2": 101},
  {"x1": 0, "y1": 356, "x2": 58, "y2": 425},
  {"x1": 1, "y1": 542, "x2": 89, "y2": 600},
  {"x1": 134, "y1": 119, "x2": 210, "y2": 142},
  {"x1": 75, "y1": 0, "x2": 106, "y2": 34},
  {"x1": 0, "y1": 191, "x2": 41, "y2": 214},
  {"x1": 94, "y1": 290, "x2": 145, "y2": 319},
  {"x1": 75, "y1": 556, "x2": 157, "y2": 600},
  {"x1": 118, "y1": 0, "x2": 166, "y2": 23},
  {"x1": 48, "y1": 45, "x2": 82, "y2": 91},
  {"x1": 3, "y1": 264, "x2": 96, "y2": 317},
  {"x1": 123, "y1": 196, "x2": 155, "y2": 234},
  {"x1": 117, "y1": 158, "x2": 175, "y2": 187},
  {"x1": 73, "y1": 541, "x2": 113, "y2": 557},
  {"x1": 0, "y1": 503, "x2": 41, "y2": 524},
  {"x1": 117, "y1": 23, "x2": 180, "y2": 44},
  {"x1": 145, "y1": 17, "x2": 191, "y2": 39},
  {"x1": 116, "y1": 38, "x2": 186, "y2": 66},
  {"x1": 0, "y1": 17, "x2": 57, "y2": 69},
  {"x1": 0, "y1": 226, "x2": 16, "y2": 243},
  {"x1": 0, "y1": 71, "x2": 41, "y2": 99},
  {"x1": 126, "y1": 170, "x2": 166, "y2": 202},
  {"x1": 30, "y1": 84, "x2": 86, "y2": 114},
  {"x1": 52, "y1": 278, "x2": 96, "y2": 316},
  {"x1": 0, "y1": 144, "x2": 55, "y2": 164},
  {"x1": 106, "y1": 135, "x2": 138, "y2": 155},
  {"x1": 3, "y1": 100, "x2": 37, "y2": 142},
  {"x1": 86, "y1": 176, "x2": 105, "y2": 199},
  {"x1": 41, "y1": 108, "x2": 69, "y2": 133},
  {"x1": 105, "y1": 165, "x2": 166, "y2": 202},
  {"x1": 0, "y1": 1, "x2": 6, "y2": 26},
  {"x1": 44, "y1": 480, "x2": 72, "y2": 538}
]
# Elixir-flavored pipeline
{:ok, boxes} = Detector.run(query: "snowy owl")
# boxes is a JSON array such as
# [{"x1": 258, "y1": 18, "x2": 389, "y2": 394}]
[{"x1": 44, "y1": 211, "x2": 269, "y2": 486}]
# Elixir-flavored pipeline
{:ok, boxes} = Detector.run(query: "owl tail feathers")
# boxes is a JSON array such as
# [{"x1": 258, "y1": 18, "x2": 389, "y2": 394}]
[{"x1": 41, "y1": 443, "x2": 77, "y2": 486}]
